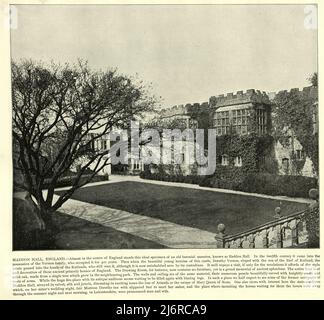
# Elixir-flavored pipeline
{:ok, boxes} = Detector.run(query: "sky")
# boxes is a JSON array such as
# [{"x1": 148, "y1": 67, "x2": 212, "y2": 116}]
[{"x1": 11, "y1": 4, "x2": 317, "y2": 108}]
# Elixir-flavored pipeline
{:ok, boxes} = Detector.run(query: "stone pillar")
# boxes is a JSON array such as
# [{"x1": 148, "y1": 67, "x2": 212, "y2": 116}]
[
  {"x1": 274, "y1": 206, "x2": 281, "y2": 219},
  {"x1": 291, "y1": 223, "x2": 299, "y2": 246},
  {"x1": 215, "y1": 223, "x2": 226, "y2": 248},
  {"x1": 305, "y1": 188, "x2": 319, "y2": 248},
  {"x1": 262, "y1": 230, "x2": 269, "y2": 248},
  {"x1": 275, "y1": 224, "x2": 283, "y2": 248}
]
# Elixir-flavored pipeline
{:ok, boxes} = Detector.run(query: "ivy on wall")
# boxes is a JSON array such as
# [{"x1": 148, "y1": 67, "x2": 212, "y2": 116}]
[
  {"x1": 215, "y1": 133, "x2": 275, "y2": 173},
  {"x1": 272, "y1": 85, "x2": 318, "y2": 176},
  {"x1": 198, "y1": 133, "x2": 277, "y2": 188}
]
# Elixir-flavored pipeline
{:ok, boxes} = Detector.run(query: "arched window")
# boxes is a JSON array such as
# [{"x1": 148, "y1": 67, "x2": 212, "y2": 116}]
[
  {"x1": 234, "y1": 156, "x2": 242, "y2": 167},
  {"x1": 282, "y1": 158, "x2": 289, "y2": 174},
  {"x1": 295, "y1": 149, "x2": 304, "y2": 160},
  {"x1": 221, "y1": 154, "x2": 229, "y2": 166}
]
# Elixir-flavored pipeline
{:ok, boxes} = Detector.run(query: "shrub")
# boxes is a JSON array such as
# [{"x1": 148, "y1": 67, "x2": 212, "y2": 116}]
[
  {"x1": 238, "y1": 173, "x2": 317, "y2": 198},
  {"x1": 199, "y1": 176, "x2": 213, "y2": 187},
  {"x1": 140, "y1": 170, "x2": 204, "y2": 185},
  {"x1": 236, "y1": 173, "x2": 318, "y2": 198},
  {"x1": 198, "y1": 166, "x2": 246, "y2": 190},
  {"x1": 142, "y1": 165, "x2": 317, "y2": 198},
  {"x1": 199, "y1": 172, "x2": 317, "y2": 198}
]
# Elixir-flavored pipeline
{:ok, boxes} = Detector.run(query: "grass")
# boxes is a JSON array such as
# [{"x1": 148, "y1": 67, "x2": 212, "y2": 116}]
[
  {"x1": 51, "y1": 211, "x2": 165, "y2": 250},
  {"x1": 13, "y1": 195, "x2": 164, "y2": 250},
  {"x1": 59, "y1": 181, "x2": 308, "y2": 235}
]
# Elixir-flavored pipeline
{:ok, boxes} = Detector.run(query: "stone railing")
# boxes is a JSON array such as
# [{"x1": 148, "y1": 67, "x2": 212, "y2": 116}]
[{"x1": 215, "y1": 209, "x2": 308, "y2": 249}]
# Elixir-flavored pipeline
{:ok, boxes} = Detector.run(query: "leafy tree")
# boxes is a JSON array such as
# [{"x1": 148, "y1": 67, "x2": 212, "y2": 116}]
[
  {"x1": 12, "y1": 60, "x2": 156, "y2": 228},
  {"x1": 308, "y1": 72, "x2": 318, "y2": 88},
  {"x1": 145, "y1": 116, "x2": 189, "y2": 132}
]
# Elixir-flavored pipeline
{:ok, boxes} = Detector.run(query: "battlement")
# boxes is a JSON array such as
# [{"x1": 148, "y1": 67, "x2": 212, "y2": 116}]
[
  {"x1": 159, "y1": 85, "x2": 317, "y2": 119},
  {"x1": 160, "y1": 101, "x2": 209, "y2": 118},
  {"x1": 209, "y1": 89, "x2": 270, "y2": 108},
  {"x1": 273, "y1": 86, "x2": 318, "y2": 100}
]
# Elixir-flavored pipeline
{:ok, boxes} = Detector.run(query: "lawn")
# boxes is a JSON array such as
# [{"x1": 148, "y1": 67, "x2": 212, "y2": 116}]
[
  {"x1": 51, "y1": 211, "x2": 166, "y2": 250},
  {"x1": 59, "y1": 181, "x2": 308, "y2": 235}
]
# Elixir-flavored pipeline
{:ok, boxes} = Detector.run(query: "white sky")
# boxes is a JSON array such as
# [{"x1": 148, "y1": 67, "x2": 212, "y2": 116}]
[{"x1": 11, "y1": 4, "x2": 317, "y2": 107}]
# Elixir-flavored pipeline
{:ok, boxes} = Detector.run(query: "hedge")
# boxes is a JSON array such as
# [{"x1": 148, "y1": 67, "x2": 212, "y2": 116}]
[
  {"x1": 140, "y1": 171, "x2": 204, "y2": 185},
  {"x1": 238, "y1": 173, "x2": 318, "y2": 198},
  {"x1": 141, "y1": 168, "x2": 317, "y2": 198},
  {"x1": 199, "y1": 173, "x2": 318, "y2": 198}
]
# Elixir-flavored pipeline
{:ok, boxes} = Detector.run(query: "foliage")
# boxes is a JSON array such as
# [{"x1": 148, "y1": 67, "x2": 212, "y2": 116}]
[
  {"x1": 199, "y1": 131, "x2": 317, "y2": 198},
  {"x1": 187, "y1": 103, "x2": 211, "y2": 145},
  {"x1": 142, "y1": 134, "x2": 278, "y2": 191},
  {"x1": 145, "y1": 116, "x2": 189, "y2": 132},
  {"x1": 216, "y1": 133, "x2": 275, "y2": 173},
  {"x1": 308, "y1": 72, "x2": 318, "y2": 88},
  {"x1": 12, "y1": 59, "x2": 156, "y2": 226},
  {"x1": 200, "y1": 172, "x2": 317, "y2": 198},
  {"x1": 140, "y1": 166, "x2": 204, "y2": 185},
  {"x1": 272, "y1": 86, "x2": 318, "y2": 175},
  {"x1": 238, "y1": 173, "x2": 317, "y2": 198}
]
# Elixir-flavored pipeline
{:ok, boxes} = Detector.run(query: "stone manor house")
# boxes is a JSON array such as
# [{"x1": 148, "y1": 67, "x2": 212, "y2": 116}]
[
  {"x1": 88, "y1": 85, "x2": 318, "y2": 178},
  {"x1": 119, "y1": 86, "x2": 318, "y2": 177}
]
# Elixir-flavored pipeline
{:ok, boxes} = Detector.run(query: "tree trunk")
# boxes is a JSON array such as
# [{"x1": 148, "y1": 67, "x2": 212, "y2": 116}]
[
  {"x1": 38, "y1": 206, "x2": 58, "y2": 233},
  {"x1": 13, "y1": 191, "x2": 53, "y2": 250},
  {"x1": 29, "y1": 194, "x2": 59, "y2": 247}
]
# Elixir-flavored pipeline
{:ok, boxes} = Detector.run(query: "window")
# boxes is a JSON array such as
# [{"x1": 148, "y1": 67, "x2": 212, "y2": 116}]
[
  {"x1": 234, "y1": 156, "x2": 242, "y2": 167},
  {"x1": 221, "y1": 154, "x2": 229, "y2": 166},
  {"x1": 282, "y1": 158, "x2": 289, "y2": 174},
  {"x1": 171, "y1": 144, "x2": 174, "y2": 163},
  {"x1": 232, "y1": 109, "x2": 248, "y2": 135},
  {"x1": 295, "y1": 150, "x2": 304, "y2": 160},
  {"x1": 100, "y1": 140, "x2": 107, "y2": 151},
  {"x1": 214, "y1": 111, "x2": 230, "y2": 136},
  {"x1": 241, "y1": 126, "x2": 247, "y2": 135},
  {"x1": 133, "y1": 160, "x2": 141, "y2": 170},
  {"x1": 215, "y1": 108, "x2": 250, "y2": 136},
  {"x1": 256, "y1": 108, "x2": 267, "y2": 135}
]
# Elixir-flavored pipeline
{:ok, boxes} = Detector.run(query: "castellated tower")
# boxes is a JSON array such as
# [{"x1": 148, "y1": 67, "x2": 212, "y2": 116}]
[{"x1": 209, "y1": 89, "x2": 272, "y2": 136}]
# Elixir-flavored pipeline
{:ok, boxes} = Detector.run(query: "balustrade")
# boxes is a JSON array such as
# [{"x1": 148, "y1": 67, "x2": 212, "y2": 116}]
[{"x1": 215, "y1": 210, "x2": 308, "y2": 249}]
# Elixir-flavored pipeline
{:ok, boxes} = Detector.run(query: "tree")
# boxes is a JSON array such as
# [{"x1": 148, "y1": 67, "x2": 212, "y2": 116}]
[
  {"x1": 272, "y1": 81, "x2": 318, "y2": 176},
  {"x1": 308, "y1": 72, "x2": 318, "y2": 88},
  {"x1": 12, "y1": 60, "x2": 156, "y2": 229},
  {"x1": 145, "y1": 116, "x2": 189, "y2": 132}
]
